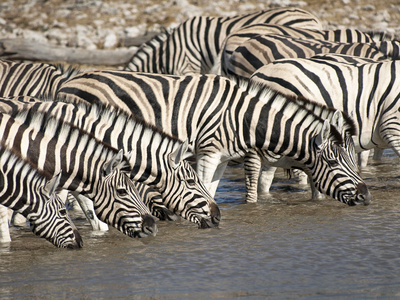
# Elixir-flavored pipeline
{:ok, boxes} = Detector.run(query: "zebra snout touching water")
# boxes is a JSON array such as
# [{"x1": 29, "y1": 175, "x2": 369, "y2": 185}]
[
  {"x1": 0, "y1": 146, "x2": 83, "y2": 248},
  {"x1": 0, "y1": 111, "x2": 157, "y2": 239},
  {"x1": 0, "y1": 98, "x2": 219, "y2": 229}
]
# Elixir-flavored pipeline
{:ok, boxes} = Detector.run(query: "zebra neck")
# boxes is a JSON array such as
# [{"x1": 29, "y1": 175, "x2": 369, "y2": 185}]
[{"x1": 231, "y1": 91, "x2": 323, "y2": 162}]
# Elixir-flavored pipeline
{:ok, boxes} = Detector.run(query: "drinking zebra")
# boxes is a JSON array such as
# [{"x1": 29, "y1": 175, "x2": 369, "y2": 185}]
[
  {"x1": 220, "y1": 34, "x2": 398, "y2": 77},
  {"x1": 56, "y1": 71, "x2": 371, "y2": 205},
  {"x1": 249, "y1": 55, "x2": 400, "y2": 168},
  {"x1": 124, "y1": 7, "x2": 322, "y2": 75},
  {"x1": 211, "y1": 24, "x2": 399, "y2": 75},
  {"x1": 0, "y1": 111, "x2": 157, "y2": 238},
  {"x1": 0, "y1": 59, "x2": 79, "y2": 98},
  {"x1": 0, "y1": 97, "x2": 220, "y2": 228},
  {"x1": 0, "y1": 145, "x2": 83, "y2": 248}
]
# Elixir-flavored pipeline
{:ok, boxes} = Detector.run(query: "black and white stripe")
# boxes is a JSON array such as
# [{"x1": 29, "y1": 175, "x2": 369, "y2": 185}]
[
  {"x1": 56, "y1": 71, "x2": 371, "y2": 205},
  {"x1": 211, "y1": 24, "x2": 399, "y2": 75},
  {"x1": 221, "y1": 33, "x2": 398, "y2": 77},
  {"x1": 0, "y1": 111, "x2": 157, "y2": 238},
  {"x1": 0, "y1": 144, "x2": 83, "y2": 248},
  {"x1": 124, "y1": 7, "x2": 322, "y2": 75},
  {"x1": 249, "y1": 55, "x2": 400, "y2": 167},
  {"x1": 0, "y1": 97, "x2": 220, "y2": 228},
  {"x1": 0, "y1": 59, "x2": 79, "y2": 98}
]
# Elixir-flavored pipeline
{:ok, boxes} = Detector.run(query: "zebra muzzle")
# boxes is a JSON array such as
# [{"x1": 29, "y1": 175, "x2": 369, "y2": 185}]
[
  {"x1": 198, "y1": 202, "x2": 221, "y2": 229},
  {"x1": 348, "y1": 183, "x2": 372, "y2": 206},
  {"x1": 67, "y1": 229, "x2": 84, "y2": 249}
]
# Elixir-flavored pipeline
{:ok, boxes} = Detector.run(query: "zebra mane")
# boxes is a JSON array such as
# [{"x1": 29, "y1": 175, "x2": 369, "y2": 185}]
[
  {"x1": 54, "y1": 63, "x2": 81, "y2": 80},
  {"x1": 55, "y1": 95, "x2": 184, "y2": 145},
  {"x1": 0, "y1": 139, "x2": 53, "y2": 182},
  {"x1": 231, "y1": 76, "x2": 348, "y2": 144},
  {"x1": 13, "y1": 107, "x2": 123, "y2": 166}
]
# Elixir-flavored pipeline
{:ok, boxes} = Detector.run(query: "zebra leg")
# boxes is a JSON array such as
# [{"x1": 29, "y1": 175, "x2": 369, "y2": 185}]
[
  {"x1": 11, "y1": 212, "x2": 28, "y2": 227},
  {"x1": 244, "y1": 150, "x2": 262, "y2": 202},
  {"x1": 258, "y1": 166, "x2": 277, "y2": 194},
  {"x1": 0, "y1": 205, "x2": 11, "y2": 242},
  {"x1": 71, "y1": 192, "x2": 109, "y2": 231},
  {"x1": 372, "y1": 148, "x2": 384, "y2": 161},
  {"x1": 292, "y1": 169, "x2": 308, "y2": 186},
  {"x1": 358, "y1": 150, "x2": 370, "y2": 168}
]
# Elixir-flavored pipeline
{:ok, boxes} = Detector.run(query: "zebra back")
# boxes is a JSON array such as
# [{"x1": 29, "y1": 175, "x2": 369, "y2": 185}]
[
  {"x1": 0, "y1": 144, "x2": 83, "y2": 248},
  {"x1": 0, "y1": 97, "x2": 220, "y2": 229},
  {"x1": 224, "y1": 34, "x2": 393, "y2": 77},
  {"x1": 56, "y1": 70, "x2": 370, "y2": 206},
  {"x1": 211, "y1": 24, "x2": 399, "y2": 75},
  {"x1": 0, "y1": 110, "x2": 156, "y2": 238},
  {"x1": 0, "y1": 59, "x2": 80, "y2": 98},
  {"x1": 124, "y1": 7, "x2": 322, "y2": 74}
]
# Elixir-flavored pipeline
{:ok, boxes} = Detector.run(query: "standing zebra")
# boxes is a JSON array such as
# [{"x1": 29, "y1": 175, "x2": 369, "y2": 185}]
[
  {"x1": 0, "y1": 111, "x2": 157, "y2": 238},
  {"x1": 211, "y1": 24, "x2": 399, "y2": 75},
  {"x1": 221, "y1": 34, "x2": 397, "y2": 77},
  {"x1": 0, "y1": 59, "x2": 79, "y2": 98},
  {"x1": 0, "y1": 98, "x2": 220, "y2": 228},
  {"x1": 124, "y1": 7, "x2": 322, "y2": 75},
  {"x1": 249, "y1": 55, "x2": 400, "y2": 168},
  {"x1": 0, "y1": 145, "x2": 83, "y2": 248},
  {"x1": 56, "y1": 71, "x2": 371, "y2": 205}
]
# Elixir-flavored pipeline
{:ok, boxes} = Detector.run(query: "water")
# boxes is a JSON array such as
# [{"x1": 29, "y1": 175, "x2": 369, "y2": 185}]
[{"x1": 1, "y1": 150, "x2": 400, "y2": 299}]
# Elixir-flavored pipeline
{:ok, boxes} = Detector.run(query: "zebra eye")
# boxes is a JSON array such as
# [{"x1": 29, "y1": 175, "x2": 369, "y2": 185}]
[
  {"x1": 117, "y1": 188, "x2": 127, "y2": 196},
  {"x1": 186, "y1": 179, "x2": 196, "y2": 186},
  {"x1": 59, "y1": 208, "x2": 67, "y2": 217},
  {"x1": 327, "y1": 159, "x2": 340, "y2": 168}
]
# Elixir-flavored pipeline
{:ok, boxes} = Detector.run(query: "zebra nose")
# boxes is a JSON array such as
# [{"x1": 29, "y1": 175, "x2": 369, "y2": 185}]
[
  {"x1": 67, "y1": 229, "x2": 84, "y2": 249},
  {"x1": 141, "y1": 214, "x2": 158, "y2": 237},
  {"x1": 355, "y1": 183, "x2": 372, "y2": 206},
  {"x1": 198, "y1": 202, "x2": 221, "y2": 229}
]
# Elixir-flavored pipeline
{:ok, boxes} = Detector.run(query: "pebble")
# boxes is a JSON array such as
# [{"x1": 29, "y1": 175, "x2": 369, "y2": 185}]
[{"x1": 0, "y1": 0, "x2": 398, "y2": 51}]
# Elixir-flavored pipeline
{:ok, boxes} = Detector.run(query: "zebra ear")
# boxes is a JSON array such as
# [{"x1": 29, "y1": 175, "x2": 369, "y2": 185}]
[
  {"x1": 170, "y1": 139, "x2": 189, "y2": 166},
  {"x1": 315, "y1": 120, "x2": 331, "y2": 149},
  {"x1": 330, "y1": 110, "x2": 344, "y2": 134},
  {"x1": 103, "y1": 149, "x2": 125, "y2": 175},
  {"x1": 43, "y1": 172, "x2": 62, "y2": 197}
]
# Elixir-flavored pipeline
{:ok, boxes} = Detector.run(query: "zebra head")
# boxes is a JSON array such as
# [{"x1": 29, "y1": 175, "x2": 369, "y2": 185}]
[
  {"x1": 32, "y1": 172, "x2": 83, "y2": 249},
  {"x1": 96, "y1": 150, "x2": 157, "y2": 238},
  {"x1": 164, "y1": 140, "x2": 221, "y2": 229},
  {"x1": 309, "y1": 119, "x2": 372, "y2": 206}
]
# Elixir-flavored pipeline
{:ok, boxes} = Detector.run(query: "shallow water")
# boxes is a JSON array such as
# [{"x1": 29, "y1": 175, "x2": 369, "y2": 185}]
[{"x1": 1, "y1": 150, "x2": 400, "y2": 299}]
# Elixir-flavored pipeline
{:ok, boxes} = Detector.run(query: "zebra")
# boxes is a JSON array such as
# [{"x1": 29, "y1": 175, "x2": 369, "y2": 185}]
[
  {"x1": 249, "y1": 55, "x2": 400, "y2": 168},
  {"x1": 55, "y1": 71, "x2": 371, "y2": 205},
  {"x1": 0, "y1": 97, "x2": 220, "y2": 228},
  {"x1": 0, "y1": 144, "x2": 83, "y2": 248},
  {"x1": 211, "y1": 24, "x2": 399, "y2": 75},
  {"x1": 0, "y1": 59, "x2": 79, "y2": 98},
  {"x1": 221, "y1": 33, "x2": 398, "y2": 78},
  {"x1": 0, "y1": 111, "x2": 157, "y2": 238},
  {"x1": 124, "y1": 7, "x2": 322, "y2": 75}
]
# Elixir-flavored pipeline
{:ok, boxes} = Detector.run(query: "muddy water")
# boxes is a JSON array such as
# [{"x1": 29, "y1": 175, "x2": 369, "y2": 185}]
[{"x1": 1, "y1": 150, "x2": 400, "y2": 299}]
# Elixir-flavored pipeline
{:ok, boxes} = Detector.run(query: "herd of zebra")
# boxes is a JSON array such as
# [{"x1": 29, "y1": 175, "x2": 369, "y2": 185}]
[{"x1": 1, "y1": 6, "x2": 399, "y2": 248}]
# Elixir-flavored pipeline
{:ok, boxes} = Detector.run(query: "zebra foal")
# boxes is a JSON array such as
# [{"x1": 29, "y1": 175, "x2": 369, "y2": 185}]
[
  {"x1": 0, "y1": 97, "x2": 220, "y2": 228},
  {"x1": 56, "y1": 71, "x2": 371, "y2": 205},
  {"x1": 0, "y1": 111, "x2": 157, "y2": 238},
  {"x1": 124, "y1": 7, "x2": 322, "y2": 75},
  {"x1": 0, "y1": 144, "x2": 83, "y2": 248}
]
